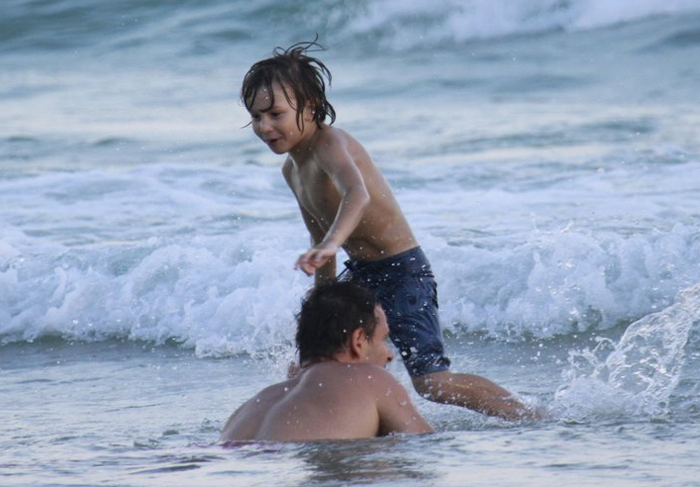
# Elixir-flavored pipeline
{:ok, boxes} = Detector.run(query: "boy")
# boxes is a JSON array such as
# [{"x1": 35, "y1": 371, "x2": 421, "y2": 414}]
[{"x1": 241, "y1": 42, "x2": 537, "y2": 420}]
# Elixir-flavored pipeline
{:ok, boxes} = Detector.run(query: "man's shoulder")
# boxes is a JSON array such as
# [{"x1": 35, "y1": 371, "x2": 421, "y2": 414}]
[
  {"x1": 360, "y1": 365, "x2": 406, "y2": 389},
  {"x1": 251, "y1": 378, "x2": 296, "y2": 404},
  {"x1": 315, "y1": 362, "x2": 398, "y2": 389}
]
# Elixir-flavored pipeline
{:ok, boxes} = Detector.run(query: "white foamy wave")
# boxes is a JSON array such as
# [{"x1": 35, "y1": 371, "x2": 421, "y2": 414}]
[
  {"x1": 1, "y1": 222, "x2": 698, "y2": 354},
  {"x1": 338, "y1": 0, "x2": 700, "y2": 48},
  {"x1": 1, "y1": 153, "x2": 699, "y2": 353},
  {"x1": 0, "y1": 227, "x2": 311, "y2": 357},
  {"x1": 432, "y1": 223, "x2": 700, "y2": 338}
]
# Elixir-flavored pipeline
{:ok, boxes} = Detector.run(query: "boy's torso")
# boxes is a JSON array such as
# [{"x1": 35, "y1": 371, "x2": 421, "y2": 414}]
[{"x1": 284, "y1": 126, "x2": 418, "y2": 262}]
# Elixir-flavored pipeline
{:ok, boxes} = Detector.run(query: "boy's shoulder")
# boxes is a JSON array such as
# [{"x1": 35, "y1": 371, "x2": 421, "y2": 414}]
[
  {"x1": 312, "y1": 125, "x2": 369, "y2": 167},
  {"x1": 315, "y1": 124, "x2": 352, "y2": 148},
  {"x1": 282, "y1": 125, "x2": 372, "y2": 182}
]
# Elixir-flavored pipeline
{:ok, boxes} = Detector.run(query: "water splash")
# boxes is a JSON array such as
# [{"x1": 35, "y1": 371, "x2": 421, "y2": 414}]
[{"x1": 553, "y1": 281, "x2": 700, "y2": 420}]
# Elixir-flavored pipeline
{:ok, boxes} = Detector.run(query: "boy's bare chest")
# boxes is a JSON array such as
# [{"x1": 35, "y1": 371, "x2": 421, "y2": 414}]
[{"x1": 288, "y1": 164, "x2": 341, "y2": 219}]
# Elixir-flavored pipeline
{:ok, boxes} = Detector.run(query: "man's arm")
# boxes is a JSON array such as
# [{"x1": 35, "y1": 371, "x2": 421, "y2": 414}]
[
  {"x1": 372, "y1": 368, "x2": 434, "y2": 435},
  {"x1": 220, "y1": 399, "x2": 255, "y2": 442}
]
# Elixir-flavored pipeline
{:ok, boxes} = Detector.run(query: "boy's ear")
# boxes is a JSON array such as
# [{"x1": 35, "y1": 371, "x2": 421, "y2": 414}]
[{"x1": 303, "y1": 102, "x2": 316, "y2": 119}]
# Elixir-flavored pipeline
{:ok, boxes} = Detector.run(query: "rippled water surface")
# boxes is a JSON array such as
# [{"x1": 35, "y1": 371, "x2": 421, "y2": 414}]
[{"x1": 2, "y1": 0, "x2": 700, "y2": 485}]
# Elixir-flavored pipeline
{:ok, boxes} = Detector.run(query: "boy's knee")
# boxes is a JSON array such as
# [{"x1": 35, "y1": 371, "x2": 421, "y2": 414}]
[
  {"x1": 411, "y1": 378, "x2": 430, "y2": 398},
  {"x1": 411, "y1": 371, "x2": 452, "y2": 400}
]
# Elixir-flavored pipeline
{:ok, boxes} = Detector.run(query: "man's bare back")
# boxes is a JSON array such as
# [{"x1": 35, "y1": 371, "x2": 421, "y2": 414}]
[{"x1": 220, "y1": 362, "x2": 430, "y2": 442}]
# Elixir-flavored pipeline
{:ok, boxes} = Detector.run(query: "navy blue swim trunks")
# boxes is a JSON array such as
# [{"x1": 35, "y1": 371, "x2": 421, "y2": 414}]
[{"x1": 340, "y1": 247, "x2": 451, "y2": 377}]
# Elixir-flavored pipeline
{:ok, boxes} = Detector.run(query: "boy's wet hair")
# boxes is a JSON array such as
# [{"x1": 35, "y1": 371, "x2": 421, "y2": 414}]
[
  {"x1": 296, "y1": 281, "x2": 378, "y2": 365},
  {"x1": 241, "y1": 40, "x2": 336, "y2": 130}
]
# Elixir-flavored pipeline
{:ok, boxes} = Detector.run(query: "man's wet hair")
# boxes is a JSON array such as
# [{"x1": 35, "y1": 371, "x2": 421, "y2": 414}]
[
  {"x1": 241, "y1": 40, "x2": 336, "y2": 131},
  {"x1": 296, "y1": 281, "x2": 379, "y2": 365}
]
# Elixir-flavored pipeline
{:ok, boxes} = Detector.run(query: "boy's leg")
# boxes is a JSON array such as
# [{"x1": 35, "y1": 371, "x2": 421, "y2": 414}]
[
  {"x1": 411, "y1": 370, "x2": 539, "y2": 420},
  {"x1": 345, "y1": 249, "x2": 539, "y2": 419}
]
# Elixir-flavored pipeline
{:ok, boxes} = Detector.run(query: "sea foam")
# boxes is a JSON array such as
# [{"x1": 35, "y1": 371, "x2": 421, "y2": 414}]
[{"x1": 1, "y1": 218, "x2": 698, "y2": 355}]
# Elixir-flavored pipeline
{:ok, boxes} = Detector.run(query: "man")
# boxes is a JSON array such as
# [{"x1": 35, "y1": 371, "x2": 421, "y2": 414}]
[{"x1": 220, "y1": 282, "x2": 434, "y2": 442}]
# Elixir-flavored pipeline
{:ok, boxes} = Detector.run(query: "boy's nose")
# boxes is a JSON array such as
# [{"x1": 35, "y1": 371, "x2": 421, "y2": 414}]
[{"x1": 259, "y1": 119, "x2": 272, "y2": 134}]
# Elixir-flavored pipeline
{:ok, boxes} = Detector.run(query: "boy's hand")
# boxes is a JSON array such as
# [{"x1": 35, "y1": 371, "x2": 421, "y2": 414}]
[{"x1": 295, "y1": 242, "x2": 338, "y2": 276}]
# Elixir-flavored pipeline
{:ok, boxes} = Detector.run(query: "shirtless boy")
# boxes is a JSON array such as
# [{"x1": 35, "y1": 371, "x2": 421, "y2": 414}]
[
  {"x1": 220, "y1": 282, "x2": 433, "y2": 442},
  {"x1": 241, "y1": 42, "x2": 536, "y2": 420}
]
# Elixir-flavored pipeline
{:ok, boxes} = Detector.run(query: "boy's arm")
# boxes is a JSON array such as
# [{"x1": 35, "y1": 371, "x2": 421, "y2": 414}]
[
  {"x1": 283, "y1": 159, "x2": 338, "y2": 283},
  {"x1": 296, "y1": 142, "x2": 370, "y2": 276},
  {"x1": 298, "y1": 204, "x2": 336, "y2": 285}
]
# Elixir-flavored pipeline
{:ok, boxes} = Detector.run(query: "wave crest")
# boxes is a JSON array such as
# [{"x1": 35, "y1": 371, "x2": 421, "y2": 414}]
[{"x1": 330, "y1": 0, "x2": 700, "y2": 49}]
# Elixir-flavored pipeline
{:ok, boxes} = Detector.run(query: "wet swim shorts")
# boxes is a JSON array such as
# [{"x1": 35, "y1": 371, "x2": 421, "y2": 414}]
[{"x1": 341, "y1": 247, "x2": 451, "y2": 377}]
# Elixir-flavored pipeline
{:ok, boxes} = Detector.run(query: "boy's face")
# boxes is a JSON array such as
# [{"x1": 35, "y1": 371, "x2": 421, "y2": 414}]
[{"x1": 247, "y1": 81, "x2": 314, "y2": 155}]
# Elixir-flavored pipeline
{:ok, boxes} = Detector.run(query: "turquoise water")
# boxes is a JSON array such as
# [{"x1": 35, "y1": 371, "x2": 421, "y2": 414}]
[{"x1": 2, "y1": 0, "x2": 700, "y2": 485}]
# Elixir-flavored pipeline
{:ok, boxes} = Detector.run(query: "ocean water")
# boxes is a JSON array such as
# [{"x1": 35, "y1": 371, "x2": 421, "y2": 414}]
[{"x1": 2, "y1": 0, "x2": 700, "y2": 485}]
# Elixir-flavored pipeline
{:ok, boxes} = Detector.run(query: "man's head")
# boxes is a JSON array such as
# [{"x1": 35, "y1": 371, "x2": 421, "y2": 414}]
[
  {"x1": 296, "y1": 281, "x2": 393, "y2": 367},
  {"x1": 241, "y1": 40, "x2": 336, "y2": 133}
]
